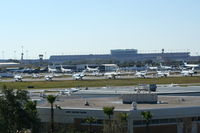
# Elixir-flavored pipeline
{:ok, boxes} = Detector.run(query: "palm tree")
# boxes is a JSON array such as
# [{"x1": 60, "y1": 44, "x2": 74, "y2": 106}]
[
  {"x1": 141, "y1": 111, "x2": 152, "y2": 133},
  {"x1": 85, "y1": 117, "x2": 97, "y2": 133},
  {"x1": 103, "y1": 106, "x2": 115, "y2": 133},
  {"x1": 118, "y1": 112, "x2": 128, "y2": 122},
  {"x1": 47, "y1": 95, "x2": 57, "y2": 133},
  {"x1": 117, "y1": 112, "x2": 128, "y2": 133},
  {"x1": 103, "y1": 106, "x2": 115, "y2": 120}
]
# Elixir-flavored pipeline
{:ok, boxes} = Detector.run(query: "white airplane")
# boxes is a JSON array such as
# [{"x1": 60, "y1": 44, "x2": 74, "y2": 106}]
[
  {"x1": 104, "y1": 72, "x2": 118, "y2": 79},
  {"x1": 58, "y1": 89, "x2": 70, "y2": 95},
  {"x1": 48, "y1": 65, "x2": 57, "y2": 73},
  {"x1": 70, "y1": 88, "x2": 80, "y2": 92},
  {"x1": 148, "y1": 66, "x2": 158, "y2": 70},
  {"x1": 104, "y1": 69, "x2": 121, "y2": 79},
  {"x1": 181, "y1": 68, "x2": 195, "y2": 76},
  {"x1": 72, "y1": 70, "x2": 86, "y2": 80},
  {"x1": 146, "y1": 65, "x2": 158, "y2": 70},
  {"x1": 86, "y1": 65, "x2": 99, "y2": 72},
  {"x1": 44, "y1": 74, "x2": 54, "y2": 81},
  {"x1": 183, "y1": 62, "x2": 199, "y2": 68},
  {"x1": 14, "y1": 75, "x2": 23, "y2": 82},
  {"x1": 156, "y1": 70, "x2": 170, "y2": 77},
  {"x1": 60, "y1": 65, "x2": 72, "y2": 73},
  {"x1": 160, "y1": 63, "x2": 172, "y2": 70},
  {"x1": 135, "y1": 70, "x2": 147, "y2": 78},
  {"x1": 58, "y1": 88, "x2": 80, "y2": 95}
]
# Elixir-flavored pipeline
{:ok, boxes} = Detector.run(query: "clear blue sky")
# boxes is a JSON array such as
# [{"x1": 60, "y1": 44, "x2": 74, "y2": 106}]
[{"x1": 0, "y1": 0, "x2": 200, "y2": 59}]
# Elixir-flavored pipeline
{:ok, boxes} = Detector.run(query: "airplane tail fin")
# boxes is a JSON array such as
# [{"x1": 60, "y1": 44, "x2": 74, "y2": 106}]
[
  {"x1": 192, "y1": 67, "x2": 195, "y2": 71},
  {"x1": 116, "y1": 67, "x2": 119, "y2": 72},
  {"x1": 81, "y1": 70, "x2": 86, "y2": 74},
  {"x1": 145, "y1": 70, "x2": 148, "y2": 73}
]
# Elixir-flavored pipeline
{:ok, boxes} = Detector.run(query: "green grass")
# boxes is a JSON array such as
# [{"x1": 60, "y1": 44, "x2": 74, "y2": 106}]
[{"x1": 0, "y1": 76, "x2": 200, "y2": 89}]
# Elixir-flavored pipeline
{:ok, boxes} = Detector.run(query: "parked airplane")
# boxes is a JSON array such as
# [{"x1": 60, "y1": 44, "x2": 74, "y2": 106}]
[
  {"x1": 72, "y1": 70, "x2": 86, "y2": 80},
  {"x1": 86, "y1": 65, "x2": 99, "y2": 72},
  {"x1": 156, "y1": 70, "x2": 170, "y2": 77},
  {"x1": 70, "y1": 88, "x2": 80, "y2": 92},
  {"x1": 104, "y1": 71, "x2": 119, "y2": 79},
  {"x1": 39, "y1": 67, "x2": 48, "y2": 73},
  {"x1": 181, "y1": 68, "x2": 195, "y2": 76},
  {"x1": 160, "y1": 63, "x2": 172, "y2": 70},
  {"x1": 48, "y1": 65, "x2": 57, "y2": 73},
  {"x1": 104, "y1": 68, "x2": 121, "y2": 79},
  {"x1": 44, "y1": 74, "x2": 54, "y2": 81},
  {"x1": 183, "y1": 62, "x2": 199, "y2": 68},
  {"x1": 60, "y1": 65, "x2": 72, "y2": 73},
  {"x1": 14, "y1": 75, "x2": 23, "y2": 82},
  {"x1": 148, "y1": 66, "x2": 158, "y2": 70},
  {"x1": 146, "y1": 64, "x2": 158, "y2": 70},
  {"x1": 135, "y1": 70, "x2": 147, "y2": 78},
  {"x1": 58, "y1": 89, "x2": 70, "y2": 95}
]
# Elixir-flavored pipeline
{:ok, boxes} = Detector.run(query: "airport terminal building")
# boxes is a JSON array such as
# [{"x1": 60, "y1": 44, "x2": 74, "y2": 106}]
[{"x1": 49, "y1": 49, "x2": 192, "y2": 64}]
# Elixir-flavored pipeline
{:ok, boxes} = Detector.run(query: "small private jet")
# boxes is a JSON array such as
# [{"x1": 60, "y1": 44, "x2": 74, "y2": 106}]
[
  {"x1": 135, "y1": 70, "x2": 147, "y2": 78},
  {"x1": 14, "y1": 75, "x2": 23, "y2": 82},
  {"x1": 72, "y1": 70, "x2": 86, "y2": 80},
  {"x1": 146, "y1": 64, "x2": 158, "y2": 70},
  {"x1": 104, "y1": 68, "x2": 121, "y2": 79},
  {"x1": 86, "y1": 65, "x2": 99, "y2": 72},
  {"x1": 44, "y1": 74, "x2": 54, "y2": 81},
  {"x1": 156, "y1": 70, "x2": 170, "y2": 77},
  {"x1": 58, "y1": 88, "x2": 80, "y2": 95},
  {"x1": 48, "y1": 65, "x2": 57, "y2": 73},
  {"x1": 104, "y1": 72, "x2": 119, "y2": 79},
  {"x1": 60, "y1": 65, "x2": 72, "y2": 73},
  {"x1": 181, "y1": 68, "x2": 195, "y2": 76},
  {"x1": 160, "y1": 63, "x2": 172, "y2": 70},
  {"x1": 183, "y1": 62, "x2": 199, "y2": 68}
]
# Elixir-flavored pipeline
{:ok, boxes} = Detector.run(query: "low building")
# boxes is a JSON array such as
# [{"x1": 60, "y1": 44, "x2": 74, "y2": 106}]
[{"x1": 37, "y1": 95, "x2": 200, "y2": 133}]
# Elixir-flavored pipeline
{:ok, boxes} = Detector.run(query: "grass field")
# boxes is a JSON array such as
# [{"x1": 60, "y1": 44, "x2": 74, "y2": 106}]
[{"x1": 0, "y1": 76, "x2": 200, "y2": 89}]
